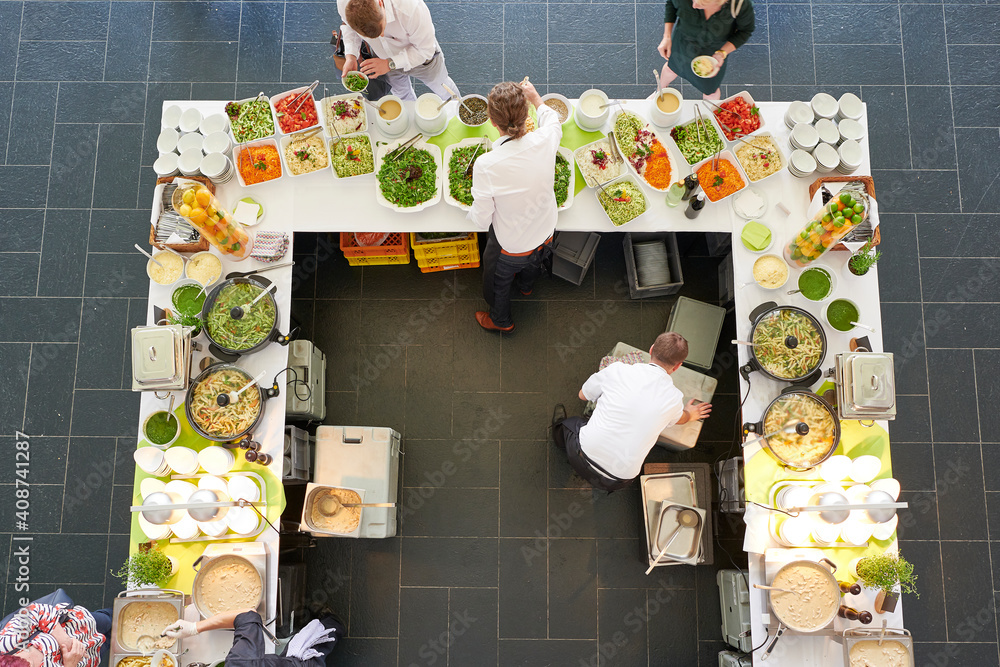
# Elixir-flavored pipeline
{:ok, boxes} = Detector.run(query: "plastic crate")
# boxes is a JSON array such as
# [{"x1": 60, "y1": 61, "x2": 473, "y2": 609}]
[
  {"x1": 411, "y1": 231, "x2": 472, "y2": 246},
  {"x1": 551, "y1": 232, "x2": 600, "y2": 286},
  {"x1": 418, "y1": 259, "x2": 480, "y2": 273},
  {"x1": 283, "y1": 425, "x2": 313, "y2": 484},
  {"x1": 409, "y1": 232, "x2": 478, "y2": 261},
  {"x1": 623, "y1": 232, "x2": 684, "y2": 299},
  {"x1": 340, "y1": 232, "x2": 409, "y2": 258},
  {"x1": 346, "y1": 253, "x2": 411, "y2": 266}
]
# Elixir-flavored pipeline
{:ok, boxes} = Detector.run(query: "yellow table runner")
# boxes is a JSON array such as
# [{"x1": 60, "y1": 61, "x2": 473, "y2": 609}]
[{"x1": 127, "y1": 404, "x2": 286, "y2": 594}]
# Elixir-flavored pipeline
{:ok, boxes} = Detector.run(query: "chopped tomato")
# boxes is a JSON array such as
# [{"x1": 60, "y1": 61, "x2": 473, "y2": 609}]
[{"x1": 275, "y1": 92, "x2": 319, "y2": 133}]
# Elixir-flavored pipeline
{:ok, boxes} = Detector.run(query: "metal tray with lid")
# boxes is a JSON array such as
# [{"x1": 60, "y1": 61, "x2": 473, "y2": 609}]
[
  {"x1": 641, "y1": 472, "x2": 701, "y2": 567},
  {"x1": 131, "y1": 325, "x2": 196, "y2": 393},
  {"x1": 842, "y1": 627, "x2": 913, "y2": 667},
  {"x1": 833, "y1": 351, "x2": 896, "y2": 421},
  {"x1": 110, "y1": 588, "x2": 184, "y2": 665}
]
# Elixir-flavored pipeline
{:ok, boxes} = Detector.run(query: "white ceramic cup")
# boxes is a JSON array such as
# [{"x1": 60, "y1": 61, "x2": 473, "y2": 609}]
[
  {"x1": 575, "y1": 89, "x2": 610, "y2": 131},
  {"x1": 649, "y1": 88, "x2": 683, "y2": 128},
  {"x1": 414, "y1": 93, "x2": 448, "y2": 136},
  {"x1": 375, "y1": 95, "x2": 409, "y2": 137}
]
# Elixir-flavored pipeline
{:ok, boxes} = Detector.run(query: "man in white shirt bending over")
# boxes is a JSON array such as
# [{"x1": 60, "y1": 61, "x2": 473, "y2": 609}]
[
  {"x1": 552, "y1": 333, "x2": 713, "y2": 492},
  {"x1": 338, "y1": 0, "x2": 460, "y2": 101},
  {"x1": 468, "y1": 79, "x2": 562, "y2": 332}
]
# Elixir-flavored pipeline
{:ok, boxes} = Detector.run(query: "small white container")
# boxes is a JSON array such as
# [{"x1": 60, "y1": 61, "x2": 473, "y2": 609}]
[
  {"x1": 456, "y1": 93, "x2": 489, "y2": 128},
  {"x1": 179, "y1": 108, "x2": 203, "y2": 134},
  {"x1": 140, "y1": 478, "x2": 166, "y2": 499},
  {"x1": 776, "y1": 516, "x2": 812, "y2": 546},
  {"x1": 575, "y1": 89, "x2": 609, "y2": 131},
  {"x1": 142, "y1": 410, "x2": 180, "y2": 449},
  {"x1": 540, "y1": 92, "x2": 574, "y2": 125},
  {"x1": 198, "y1": 475, "x2": 230, "y2": 495},
  {"x1": 837, "y1": 139, "x2": 863, "y2": 174},
  {"x1": 270, "y1": 85, "x2": 321, "y2": 136},
  {"x1": 841, "y1": 521, "x2": 875, "y2": 546},
  {"x1": 279, "y1": 132, "x2": 331, "y2": 179},
  {"x1": 789, "y1": 122, "x2": 819, "y2": 151},
  {"x1": 198, "y1": 446, "x2": 235, "y2": 475},
  {"x1": 836, "y1": 92, "x2": 863, "y2": 121},
  {"x1": 200, "y1": 152, "x2": 235, "y2": 184},
  {"x1": 647, "y1": 88, "x2": 683, "y2": 128},
  {"x1": 157, "y1": 127, "x2": 179, "y2": 154},
  {"x1": 134, "y1": 447, "x2": 170, "y2": 476},
  {"x1": 153, "y1": 152, "x2": 179, "y2": 178},
  {"x1": 820, "y1": 454, "x2": 852, "y2": 482},
  {"x1": 146, "y1": 250, "x2": 184, "y2": 286},
  {"x1": 788, "y1": 149, "x2": 817, "y2": 178},
  {"x1": 837, "y1": 118, "x2": 865, "y2": 144},
  {"x1": 228, "y1": 474, "x2": 261, "y2": 502},
  {"x1": 813, "y1": 143, "x2": 840, "y2": 173},
  {"x1": 162, "y1": 105, "x2": 182, "y2": 130},
  {"x1": 812, "y1": 521, "x2": 841, "y2": 545},
  {"x1": 185, "y1": 250, "x2": 223, "y2": 287},
  {"x1": 177, "y1": 148, "x2": 203, "y2": 177},
  {"x1": 691, "y1": 150, "x2": 748, "y2": 204},
  {"x1": 374, "y1": 94, "x2": 409, "y2": 137},
  {"x1": 714, "y1": 90, "x2": 765, "y2": 141},
  {"x1": 814, "y1": 118, "x2": 840, "y2": 146},
  {"x1": 810, "y1": 92, "x2": 838, "y2": 120},
  {"x1": 200, "y1": 112, "x2": 230, "y2": 135},
  {"x1": 138, "y1": 513, "x2": 172, "y2": 540},
  {"x1": 203, "y1": 130, "x2": 232, "y2": 155},
  {"x1": 176, "y1": 132, "x2": 205, "y2": 155},
  {"x1": 850, "y1": 455, "x2": 882, "y2": 483},
  {"x1": 414, "y1": 92, "x2": 448, "y2": 136},
  {"x1": 784, "y1": 100, "x2": 813, "y2": 128},
  {"x1": 233, "y1": 138, "x2": 283, "y2": 188},
  {"x1": 164, "y1": 446, "x2": 199, "y2": 475}
]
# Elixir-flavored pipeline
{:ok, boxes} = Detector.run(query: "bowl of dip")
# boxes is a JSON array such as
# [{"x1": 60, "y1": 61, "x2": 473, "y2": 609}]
[
  {"x1": 184, "y1": 251, "x2": 222, "y2": 287},
  {"x1": 142, "y1": 409, "x2": 180, "y2": 448},
  {"x1": 752, "y1": 254, "x2": 789, "y2": 289},
  {"x1": 574, "y1": 89, "x2": 609, "y2": 131},
  {"x1": 540, "y1": 93, "x2": 572, "y2": 124},
  {"x1": 826, "y1": 298, "x2": 861, "y2": 332},
  {"x1": 147, "y1": 251, "x2": 185, "y2": 286},
  {"x1": 374, "y1": 95, "x2": 409, "y2": 137},
  {"x1": 414, "y1": 92, "x2": 448, "y2": 135},
  {"x1": 649, "y1": 87, "x2": 682, "y2": 128}
]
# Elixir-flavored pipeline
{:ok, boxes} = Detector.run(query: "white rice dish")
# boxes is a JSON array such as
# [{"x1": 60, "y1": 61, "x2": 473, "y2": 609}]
[
  {"x1": 574, "y1": 139, "x2": 623, "y2": 187},
  {"x1": 148, "y1": 252, "x2": 184, "y2": 285},
  {"x1": 283, "y1": 134, "x2": 329, "y2": 175}
]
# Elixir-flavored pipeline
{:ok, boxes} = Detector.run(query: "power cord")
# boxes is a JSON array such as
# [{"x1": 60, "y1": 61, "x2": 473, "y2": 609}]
[{"x1": 273, "y1": 367, "x2": 313, "y2": 402}]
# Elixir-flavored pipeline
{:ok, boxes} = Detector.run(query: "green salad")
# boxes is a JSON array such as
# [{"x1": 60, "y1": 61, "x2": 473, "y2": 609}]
[
  {"x1": 554, "y1": 154, "x2": 571, "y2": 207},
  {"x1": 331, "y1": 135, "x2": 375, "y2": 178},
  {"x1": 448, "y1": 145, "x2": 487, "y2": 206},
  {"x1": 206, "y1": 283, "x2": 276, "y2": 351},
  {"x1": 230, "y1": 98, "x2": 275, "y2": 143},
  {"x1": 598, "y1": 180, "x2": 646, "y2": 226},
  {"x1": 343, "y1": 72, "x2": 368, "y2": 92},
  {"x1": 377, "y1": 147, "x2": 437, "y2": 208},
  {"x1": 670, "y1": 120, "x2": 724, "y2": 165}
]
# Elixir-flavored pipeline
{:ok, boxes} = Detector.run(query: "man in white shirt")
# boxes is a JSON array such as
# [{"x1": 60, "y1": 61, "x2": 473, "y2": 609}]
[
  {"x1": 337, "y1": 0, "x2": 460, "y2": 101},
  {"x1": 468, "y1": 80, "x2": 562, "y2": 332},
  {"x1": 552, "y1": 333, "x2": 713, "y2": 492}
]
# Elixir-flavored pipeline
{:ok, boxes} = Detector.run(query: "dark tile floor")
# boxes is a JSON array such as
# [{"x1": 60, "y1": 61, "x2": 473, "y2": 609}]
[{"x1": 0, "y1": 1, "x2": 997, "y2": 666}]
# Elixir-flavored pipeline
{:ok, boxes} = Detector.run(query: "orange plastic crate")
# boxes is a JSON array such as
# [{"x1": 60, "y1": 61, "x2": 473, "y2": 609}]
[{"x1": 340, "y1": 232, "x2": 409, "y2": 257}]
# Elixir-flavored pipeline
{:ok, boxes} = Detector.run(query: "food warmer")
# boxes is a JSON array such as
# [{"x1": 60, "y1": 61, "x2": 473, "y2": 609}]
[
  {"x1": 110, "y1": 588, "x2": 184, "y2": 667},
  {"x1": 829, "y1": 351, "x2": 897, "y2": 422}
]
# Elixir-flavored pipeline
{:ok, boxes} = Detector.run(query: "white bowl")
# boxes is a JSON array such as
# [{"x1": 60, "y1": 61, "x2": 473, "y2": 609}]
[
  {"x1": 198, "y1": 475, "x2": 230, "y2": 495},
  {"x1": 752, "y1": 253, "x2": 789, "y2": 289},
  {"x1": 870, "y1": 477, "x2": 901, "y2": 500},
  {"x1": 157, "y1": 128, "x2": 179, "y2": 154},
  {"x1": 595, "y1": 173, "x2": 649, "y2": 227},
  {"x1": 153, "y1": 153, "x2": 179, "y2": 178},
  {"x1": 850, "y1": 455, "x2": 882, "y2": 483},
  {"x1": 819, "y1": 454, "x2": 852, "y2": 482},
  {"x1": 840, "y1": 521, "x2": 874, "y2": 546},
  {"x1": 279, "y1": 131, "x2": 331, "y2": 179},
  {"x1": 540, "y1": 93, "x2": 574, "y2": 125},
  {"x1": 341, "y1": 71, "x2": 370, "y2": 94},
  {"x1": 691, "y1": 150, "x2": 748, "y2": 204},
  {"x1": 837, "y1": 93, "x2": 863, "y2": 121},
  {"x1": 732, "y1": 132, "x2": 786, "y2": 184},
  {"x1": 795, "y1": 265, "x2": 837, "y2": 302},
  {"x1": 200, "y1": 112, "x2": 230, "y2": 135},
  {"x1": 184, "y1": 251, "x2": 223, "y2": 287},
  {"x1": 814, "y1": 118, "x2": 840, "y2": 146},
  {"x1": 179, "y1": 108, "x2": 203, "y2": 134},
  {"x1": 788, "y1": 149, "x2": 817, "y2": 178},
  {"x1": 176, "y1": 132, "x2": 204, "y2": 155},
  {"x1": 784, "y1": 100, "x2": 814, "y2": 128},
  {"x1": 142, "y1": 409, "x2": 180, "y2": 449},
  {"x1": 838, "y1": 118, "x2": 865, "y2": 144},
  {"x1": 164, "y1": 446, "x2": 199, "y2": 475},
  {"x1": 199, "y1": 152, "x2": 234, "y2": 183},
  {"x1": 227, "y1": 506, "x2": 261, "y2": 535},
  {"x1": 872, "y1": 515, "x2": 899, "y2": 540},
  {"x1": 162, "y1": 105, "x2": 182, "y2": 130},
  {"x1": 171, "y1": 515, "x2": 201, "y2": 540},
  {"x1": 270, "y1": 86, "x2": 321, "y2": 136},
  {"x1": 228, "y1": 474, "x2": 261, "y2": 502},
  {"x1": 573, "y1": 136, "x2": 625, "y2": 188},
  {"x1": 647, "y1": 88, "x2": 682, "y2": 128},
  {"x1": 414, "y1": 93, "x2": 449, "y2": 136},
  {"x1": 146, "y1": 250, "x2": 185, "y2": 286},
  {"x1": 203, "y1": 130, "x2": 232, "y2": 155},
  {"x1": 813, "y1": 143, "x2": 840, "y2": 173},
  {"x1": 691, "y1": 55, "x2": 720, "y2": 79},
  {"x1": 575, "y1": 89, "x2": 609, "y2": 131},
  {"x1": 134, "y1": 447, "x2": 169, "y2": 476},
  {"x1": 811, "y1": 92, "x2": 838, "y2": 120},
  {"x1": 176, "y1": 148, "x2": 203, "y2": 177},
  {"x1": 713, "y1": 90, "x2": 766, "y2": 142},
  {"x1": 456, "y1": 93, "x2": 489, "y2": 128},
  {"x1": 198, "y1": 519, "x2": 229, "y2": 537},
  {"x1": 140, "y1": 478, "x2": 166, "y2": 499},
  {"x1": 233, "y1": 138, "x2": 283, "y2": 188},
  {"x1": 789, "y1": 122, "x2": 819, "y2": 151},
  {"x1": 198, "y1": 446, "x2": 235, "y2": 475},
  {"x1": 374, "y1": 95, "x2": 409, "y2": 137},
  {"x1": 164, "y1": 479, "x2": 197, "y2": 500}
]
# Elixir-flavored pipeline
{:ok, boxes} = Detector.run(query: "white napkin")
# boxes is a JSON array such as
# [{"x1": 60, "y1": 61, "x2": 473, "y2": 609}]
[
  {"x1": 285, "y1": 618, "x2": 339, "y2": 661},
  {"x1": 234, "y1": 200, "x2": 260, "y2": 226}
]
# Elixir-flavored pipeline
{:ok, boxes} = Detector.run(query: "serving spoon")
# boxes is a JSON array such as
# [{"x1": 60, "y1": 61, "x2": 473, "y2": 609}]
[
  {"x1": 851, "y1": 321, "x2": 877, "y2": 333},
  {"x1": 753, "y1": 584, "x2": 800, "y2": 595},
  {"x1": 135, "y1": 243, "x2": 164, "y2": 268},
  {"x1": 230, "y1": 284, "x2": 276, "y2": 320},
  {"x1": 216, "y1": 370, "x2": 266, "y2": 407}
]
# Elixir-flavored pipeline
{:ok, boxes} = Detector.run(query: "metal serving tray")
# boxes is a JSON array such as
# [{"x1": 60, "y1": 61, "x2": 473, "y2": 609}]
[
  {"x1": 640, "y1": 472, "x2": 700, "y2": 567},
  {"x1": 110, "y1": 588, "x2": 184, "y2": 667}
]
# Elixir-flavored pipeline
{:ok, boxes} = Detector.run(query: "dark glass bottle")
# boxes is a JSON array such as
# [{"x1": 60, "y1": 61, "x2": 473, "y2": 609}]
[
  {"x1": 681, "y1": 174, "x2": 700, "y2": 201},
  {"x1": 685, "y1": 194, "x2": 706, "y2": 220}
]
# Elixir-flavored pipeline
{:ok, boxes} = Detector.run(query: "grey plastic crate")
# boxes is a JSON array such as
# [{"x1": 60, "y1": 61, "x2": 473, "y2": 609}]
[
  {"x1": 551, "y1": 232, "x2": 600, "y2": 286},
  {"x1": 283, "y1": 425, "x2": 313, "y2": 484},
  {"x1": 623, "y1": 232, "x2": 684, "y2": 299},
  {"x1": 666, "y1": 296, "x2": 726, "y2": 370}
]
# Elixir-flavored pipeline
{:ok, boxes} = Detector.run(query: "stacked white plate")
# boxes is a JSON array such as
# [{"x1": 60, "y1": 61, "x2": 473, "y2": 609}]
[
  {"x1": 813, "y1": 143, "x2": 840, "y2": 173},
  {"x1": 836, "y1": 93, "x2": 863, "y2": 121},
  {"x1": 200, "y1": 112, "x2": 230, "y2": 135},
  {"x1": 838, "y1": 118, "x2": 865, "y2": 144},
  {"x1": 633, "y1": 241, "x2": 672, "y2": 288},
  {"x1": 814, "y1": 118, "x2": 840, "y2": 146},
  {"x1": 177, "y1": 131, "x2": 204, "y2": 155},
  {"x1": 203, "y1": 130, "x2": 232, "y2": 155},
  {"x1": 784, "y1": 101, "x2": 814, "y2": 129},
  {"x1": 788, "y1": 149, "x2": 817, "y2": 178},
  {"x1": 179, "y1": 108, "x2": 203, "y2": 133},
  {"x1": 157, "y1": 128, "x2": 179, "y2": 154},
  {"x1": 837, "y1": 140, "x2": 863, "y2": 174},
  {"x1": 200, "y1": 152, "x2": 235, "y2": 184},
  {"x1": 811, "y1": 93, "x2": 838, "y2": 120},
  {"x1": 789, "y1": 122, "x2": 820, "y2": 151},
  {"x1": 177, "y1": 148, "x2": 203, "y2": 177}
]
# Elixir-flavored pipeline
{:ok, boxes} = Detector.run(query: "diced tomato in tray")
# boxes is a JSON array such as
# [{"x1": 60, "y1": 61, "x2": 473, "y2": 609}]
[
  {"x1": 275, "y1": 93, "x2": 319, "y2": 133},
  {"x1": 713, "y1": 96, "x2": 761, "y2": 141}
]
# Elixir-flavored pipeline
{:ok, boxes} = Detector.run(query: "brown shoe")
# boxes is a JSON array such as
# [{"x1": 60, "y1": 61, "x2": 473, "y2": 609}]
[{"x1": 475, "y1": 311, "x2": 514, "y2": 332}]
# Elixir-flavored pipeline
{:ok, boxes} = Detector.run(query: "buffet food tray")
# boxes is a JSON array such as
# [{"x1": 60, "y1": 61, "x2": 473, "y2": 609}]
[
  {"x1": 640, "y1": 472, "x2": 700, "y2": 567},
  {"x1": 110, "y1": 588, "x2": 184, "y2": 667}
]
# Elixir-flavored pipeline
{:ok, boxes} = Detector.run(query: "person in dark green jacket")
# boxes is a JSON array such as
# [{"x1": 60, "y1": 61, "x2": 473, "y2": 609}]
[{"x1": 657, "y1": 0, "x2": 755, "y2": 99}]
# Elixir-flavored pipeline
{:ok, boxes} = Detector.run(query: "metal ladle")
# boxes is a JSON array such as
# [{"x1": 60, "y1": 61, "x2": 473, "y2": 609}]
[
  {"x1": 645, "y1": 508, "x2": 699, "y2": 575},
  {"x1": 135, "y1": 243, "x2": 163, "y2": 268},
  {"x1": 318, "y1": 496, "x2": 396, "y2": 516},
  {"x1": 216, "y1": 370, "x2": 266, "y2": 407},
  {"x1": 229, "y1": 285, "x2": 275, "y2": 320}
]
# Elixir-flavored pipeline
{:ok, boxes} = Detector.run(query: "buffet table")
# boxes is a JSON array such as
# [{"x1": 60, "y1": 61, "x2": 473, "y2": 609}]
[{"x1": 132, "y1": 95, "x2": 891, "y2": 666}]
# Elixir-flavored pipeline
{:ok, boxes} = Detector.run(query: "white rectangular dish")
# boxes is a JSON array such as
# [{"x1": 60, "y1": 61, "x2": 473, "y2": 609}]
[
  {"x1": 442, "y1": 137, "x2": 491, "y2": 211},
  {"x1": 374, "y1": 138, "x2": 443, "y2": 213}
]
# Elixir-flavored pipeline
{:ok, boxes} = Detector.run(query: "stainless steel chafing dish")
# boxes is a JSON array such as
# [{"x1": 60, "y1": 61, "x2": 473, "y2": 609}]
[
  {"x1": 130, "y1": 325, "x2": 197, "y2": 394},
  {"x1": 831, "y1": 350, "x2": 897, "y2": 422},
  {"x1": 110, "y1": 588, "x2": 184, "y2": 667}
]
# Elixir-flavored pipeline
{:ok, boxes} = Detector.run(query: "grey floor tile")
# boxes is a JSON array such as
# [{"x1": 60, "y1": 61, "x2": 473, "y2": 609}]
[
  {"x1": 397, "y1": 587, "x2": 448, "y2": 666},
  {"x1": 404, "y1": 439, "x2": 499, "y2": 489},
  {"x1": 439, "y1": 43, "x2": 503, "y2": 86},
  {"x1": 816, "y1": 45, "x2": 904, "y2": 85},
  {"x1": 768, "y1": 5, "x2": 814, "y2": 86},
  {"x1": 61, "y1": 437, "x2": 116, "y2": 534},
  {"x1": 549, "y1": 3, "x2": 635, "y2": 44},
  {"x1": 977, "y1": 350, "x2": 1000, "y2": 443},
  {"x1": 109, "y1": 484, "x2": 134, "y2": 535},
  {"x1": 0, "y1": 2, "x2": 20, "y2": 81},
  {"x1": 16, "y1": 41, "x2": 106, "y2": 81},
  {"x1": 902, "y1": 5, "x2": 950, "y2": 85},
  {"x1": 448, "y1": 588, "x2": 498, "y2": 665},
  {"x1": 83, "y1": 252, "x2": 148, "y2": 298},
  {"x1": 597, "y1": 537, "x2": 696, "y2": 591},
  {"x1": 94, "y1": 124, "x2": 143, "y2": 209},
  {"x1": 598, "y1": 587, "x2": 648, "y2": 667},
  {"x1": 57, "y1": 83, "x2": 148, "y2": 124},
  {"x1": 872, "y1": 168, "x2": 960, "y2": 214},
  {"x1": 238, "y1": 2, "x2": 284, "y2": 83},
  {"x1": 0, "y1": 253, "x2": 39, "y2": 296},
  {"x1": 500, "y1": 440, "x2": 547, "y2": 538},
  {"x1": 896, "y1": 490, "x2": 939, "y2": 541},
  {"x1": 877, "y1": 214, "x2": 921, "y2": 302},
  {"x1": 0, "y1": 210, "x2": 43, "y2": 254},
  {"x1": 945, "y1": 5, "x2": 1000, "y2": 45},
  {"x1": 942, "y1": 541, "x2": 997, "y2": 643},
  {"x1": 813, "y1": 4, "x2": 900, "y2": 45},
  {"x1": 452, "y1": 302, "x2": 501, "y2": 391},
  {"x1": 499, "y1": 538, "x2": 547, "y2": 638},
  {"x1": 152, "y1": 1, "x2": 241, "y2": 40},
  {"x1": 434, "y1": 2, "x2": 504, "y2": 43},
  {"x1": 549, "y1": 44, "x2": 637, "y2": 86},
  {"x1": 105, "y1": 1, "x2": 153, "y2": 82},
  {"x1": 891, "y1": 395, "x2": 931, "y2": 443},
  {"x1": 891, "y1": 442, "x2": 936, "y2": 492},
  {"x1": 349, "y1": 538, "x2": 400, "y2": 637},
  {"x1": 7, "y1": 83, "x2": 57, "y2": 166},
  {"x1": 548, "y1": 538, "x2": 597, "y2": 639},
  {"x1": 0, "y1": 483, "x2": 64, "y2": 534},
  {"x1": 0, "y1": 166, "x2": 50, "y2": 208},
  {"x1": 22, "y1": 1, "x2": 109, "y2": 40},
  {"x1": 504, "y1": 4, "x2": 547, "y2": 85},
  {"x1": 0, "y1": 298, "x2": 81, "y2": 344},
  {"x1": 24, "y1": 533, "x2": 109, "y2": 583},
  {"x1": 898, "y1": 541, "x2": 946, "y2": 641},
  {"x1": 723, "y1": 44, "x2": 771, "y2": 86},
  {"x1": 38, "y1": 209, "x2": 89, "y2": 297},
  {"x1": 356, "y1": 345, "x2": 405, "y2": 433},
  {"x1": 927, "y1": 349, "x2": 980, "y2": 443},
  {"x1": 863, "y1": 86, "x2": 911, "y2": 170},
  {"x1": 149, "y1": 41, "x2": 238, "y2": 82},
  {"x1": 337, "y1": 638, "x2": 397, "y2": 667},
  {"x1": 401, "y1": 537, "x2": 498, "y2": 587},
  {"x1": 302, "y1": 537, "x2": 353, "y2": 616},
  {"x1": 1, "y1": 435, "x2": 66, "y2": 485},
  {"x1": 923, "y1": 303, "x2": 1000, "y2": 348},
  {"x1": 956, "y1": 127, "x2": 1000, "y2": 214},
  {"x1": 401, "y1": 487, "x2": 499, "y2": 537},
  {"x1": 48, "y1": 124, "x2": 99, "y2": 208},
  {"x1": 283, "y1": 2, "x2": 339, "y2": 42},
  {"x1": 921, "y1": 258, "x2": 1000, "y2": 303},
  {"x1": 917, "y1": 643, "x2": 1000, "y2": 667},
  {"x1": 933, "y1": 443, "x2": 987, "y2": 540},
  {"x1": 453, "y1": 391, "x2": 548, "y2": 441},
  {"x1": 23, "y1": 343, "x2": 76, "y2": 437},
  {"x1": 907, "y1": 86, "x2": 956, "y2": 170},
  {"x1": 70, "y1": 389, "x2": 139, "y2": 437},
  {"x1": 500, "y1": 639, "x2": 598, "y2": 665},
  {"x1": 501, "y1": 301, "x2": 547, "y2": 392},
  {"x1": 404, "y1": 345, "x2": 454, "y2": 438},
  {"x1": 76, "y1": 298, "x2": 129, "y2": 390},
  {"x1": 952, "y1": 86, "x2": 1000, "y2": 128},
  {"x1": 359, "y1": 299, "x2": 455, "y2": 345},
  {"x1": 948, "y1": 45, "x2": 1000, "y2": 86},
  {"x1": 647, "y1": 587, "x2": 698, "y2": 666}
]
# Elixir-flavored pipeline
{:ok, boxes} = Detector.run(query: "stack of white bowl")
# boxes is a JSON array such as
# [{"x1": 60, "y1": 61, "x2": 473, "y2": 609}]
[
  {"x1": 134, "y1": 447, "x2": 171, "y2": 476},
  {"x1": 788, "y1": 149, "x2": 817, "y2": 178},
  {"x1": 810, "y1": 93, "x2": 838, "y2": 121},
  {"x1": 784, "y1": 101, "x2": 814, "y2": 129},
  {"x1": 155, "y1": 109, "x2": 182, "y2": 178},
  {"x1": 837, "y1": 140, "x2": 863, "y2": 174},
  {"x1": 789, "y1": 122, "x2": 819, "y2": 152},
  {"x1": 812, "y1": 143, "x2": 840, "y2": 173},
  {"x1": 177, "y1": 132, "x2": 204, "y2": 154},
  {"x1": 836, "y1": 93, "x2": 863, "y2": 122},
  {"x1": 837, "y1": 118, "x2": 865, "y2": 144},
  {"x1": 814, "y1": 118, "x2": 840, "y2": 146},
  {"x1": 200, "y1": 152, "x2": 235, "y2": 184},
  {"x1": 200, "y1": 113, "x2": 230, "y2": 135}
]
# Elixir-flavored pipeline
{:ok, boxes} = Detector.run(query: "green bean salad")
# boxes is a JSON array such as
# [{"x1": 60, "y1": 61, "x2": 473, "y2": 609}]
[{"x1": 670, "y1": 120, "x2": 724, "y2": 165}]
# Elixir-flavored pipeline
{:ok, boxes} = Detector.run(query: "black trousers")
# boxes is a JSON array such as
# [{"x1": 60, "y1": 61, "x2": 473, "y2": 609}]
[
  {"x1": 481, "y1": 227, "x2": 550, "y2": 328},
  {"x1": 553, "y1": 416, "x2": 635, "y2": 493}
]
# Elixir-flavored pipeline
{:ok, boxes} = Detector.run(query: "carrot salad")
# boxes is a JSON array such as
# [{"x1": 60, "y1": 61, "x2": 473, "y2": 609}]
[
  {"x1": 642, "y1": 144, "x2": 673, "y2": 190},
  {"x1": 696, "y1": 158, "x2": 745, "y2": 202},
  {"x1": 238, "y1": 144, "x2": 282, "y2": 185}
]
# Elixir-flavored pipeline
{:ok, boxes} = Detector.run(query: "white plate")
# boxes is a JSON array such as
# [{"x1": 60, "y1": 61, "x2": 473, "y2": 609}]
[
  {"x1": 442, "y1": 137, "x2": 491, "y2": 211},
  {"x1": 610, "y1": 109, "x2": 680, "y2": 192},
  {"x1": 320, "y1": 93, "x2": 369, "y2": 138},
  {"x1": 555, "y1": 146, "x2": 576, "y2": 212},
  {"x1": 374, "y1": 139, "x2": 442, "y2": 213},
  {"x1": 329, "y1": 132, "x2": 376, "y2": 180}
]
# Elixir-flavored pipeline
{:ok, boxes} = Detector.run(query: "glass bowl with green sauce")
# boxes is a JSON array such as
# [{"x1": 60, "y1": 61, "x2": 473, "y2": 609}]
[
  {"x1": 171, "y1": 279, "x2": 208, "y2": 317},
  {"x1": 143, "y1": 409, "x2": 180, "y2": 448},
  {"x1": 796, "y1": 266, "x2": 836, "y2": 302},
  {"x1": 826, "y1": 298, "x2": 860, "y2": 332}
]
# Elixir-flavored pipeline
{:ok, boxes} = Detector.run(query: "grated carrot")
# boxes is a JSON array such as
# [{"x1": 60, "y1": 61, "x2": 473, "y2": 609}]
[
  {"x1": 642, "y1": 144, "x2": 673, "y2": 190},
  {"x1": 696, "y1": 158, "x2": 745, "y2": 202},
  {"x1": 238, "y1": 144, "x2": 282, "y2": 185}
]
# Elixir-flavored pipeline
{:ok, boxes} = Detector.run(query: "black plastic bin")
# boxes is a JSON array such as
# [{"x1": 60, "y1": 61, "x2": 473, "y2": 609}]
[
  {"x1": 623, "y1": 232, "x2": 684, "y2": 299},
  {"x1": 551, "y1": 232, "x2": 601, "y2": 285}
]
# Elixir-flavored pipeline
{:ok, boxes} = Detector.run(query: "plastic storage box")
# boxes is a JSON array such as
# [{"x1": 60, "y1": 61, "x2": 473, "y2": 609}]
[
  {"x1": 313, "y1": 426, "x2": 401, "y2": 538},
  {"x1": 283, "y1": 425, "x2": 313, "y2": 484},
  {"x1": 718, "y1": 569, "x2": 753, "y2": 653},
  {"x1": 340, "y1": 232, "x2": 409, "y2": 257},
  {"x1": 623, "y1": 233, "x2": 684, "y2": 299},
  {"x1": 718, "y1": 651, "x2": 751, "y2": 667},
  {"x1": 410, "y1": 232, "x2": 481, "y2": 273},
  {"x1": 665, "y1": 297, "x2": 727, "y2": 370},
  {"x1": 716, "y1": 457, "x2": 745, "y2": 514},
  {"x1": 286, "y1": 340, "x2": 326, "y2": 422},
  {"x1": 551, "y1": 232, "x2": 600, "y2": 285}
]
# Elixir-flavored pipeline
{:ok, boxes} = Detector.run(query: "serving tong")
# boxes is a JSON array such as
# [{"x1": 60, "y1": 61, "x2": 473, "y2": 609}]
[
  {"x1": 463, "y1": 137, "x2": 488, "y2": 176},
  {"x1": 386, "y1": 133, "x2": 424, "y2": 162},
  {"x1": 276, "y1": 80, "x2": 319, "y2": 117}
]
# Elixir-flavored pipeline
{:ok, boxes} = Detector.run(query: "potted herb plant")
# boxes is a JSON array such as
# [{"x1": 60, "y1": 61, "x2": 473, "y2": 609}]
[
  {"x1": 853, "y1": 551, "x2": 918, "y2": 614},
  {"x1": 844, "y1": 239, "x2": 881, "y2": 278},
  {"x1": 113, "y1": 543, "x2": 176, "y2": 589},
  {"x1": 167, "y1": 310, "x2": 203, "y2": 337}
]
